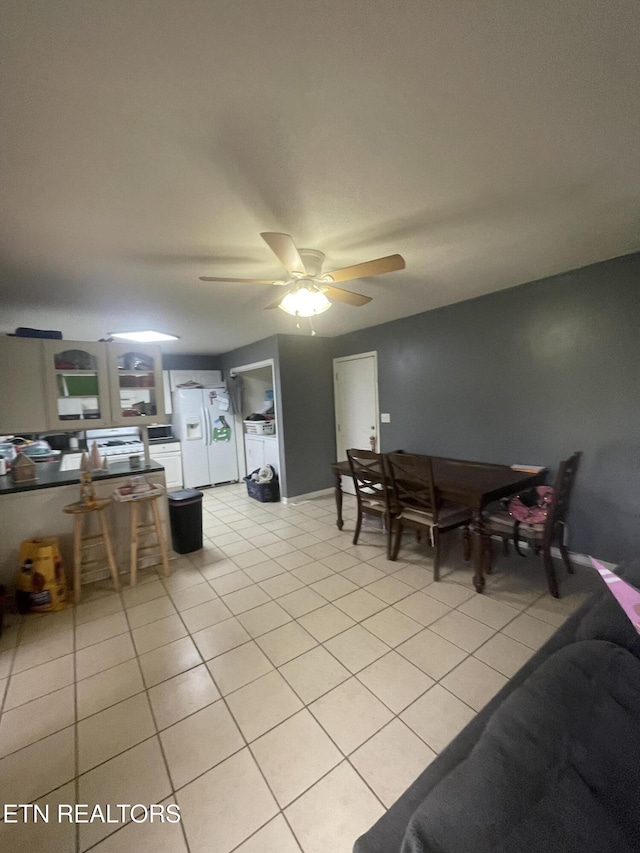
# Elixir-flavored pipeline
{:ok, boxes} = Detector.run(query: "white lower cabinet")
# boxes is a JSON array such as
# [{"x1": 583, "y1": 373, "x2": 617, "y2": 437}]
[
  {"x1": 244, "y1": 435, "x2": 279, "y2": 476},
  {"x1": 149, "y1": 442, "x2": 183, "y2": 491}
]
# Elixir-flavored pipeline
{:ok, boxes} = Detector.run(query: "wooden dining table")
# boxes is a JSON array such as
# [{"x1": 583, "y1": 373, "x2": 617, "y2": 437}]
[{"x1": 331, "y1": 456, "x2": 547, "y2": 593}]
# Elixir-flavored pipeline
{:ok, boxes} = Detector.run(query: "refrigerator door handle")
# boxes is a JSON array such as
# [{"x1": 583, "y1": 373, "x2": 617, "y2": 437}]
[{"x1": 203, "y1": 405, "x2": 210, "y2": 446}]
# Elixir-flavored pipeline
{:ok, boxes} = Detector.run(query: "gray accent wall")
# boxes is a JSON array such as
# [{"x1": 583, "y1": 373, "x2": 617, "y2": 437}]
[
  {"x1": 277, "y1": 335, "x2": 335, "y2": 499},
  {"x1": 219, "y1": 334, "x2": 336, "y2": 499},
  {"x1": 332, "y1": 252, "x2": 640, "y2": 564},
  {"x1": 162, "y1": 354, "x2": 222, "y2": 371}
]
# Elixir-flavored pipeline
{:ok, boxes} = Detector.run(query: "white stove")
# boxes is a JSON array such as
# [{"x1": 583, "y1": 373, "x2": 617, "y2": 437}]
[{"x1": 86, "y1": 427, "x2": 144, "y2": 462}]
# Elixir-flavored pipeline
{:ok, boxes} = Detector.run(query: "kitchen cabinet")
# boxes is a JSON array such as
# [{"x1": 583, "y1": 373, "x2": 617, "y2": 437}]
[
  {"x1": 106, "y1": 343, "x2": 165, "y2": 426},
  {"x1": 244, "y1": 434, "x2": 279, "y2": 477},
  {"x1": 42, "y1": 340, "x2": 112, "y2": 430},
  {"x1": 41, "y1": 340, "x2": 166, "y2": 430},
  {"x1": 2, "y1": 337, "x2": 167, "y2": 434},
  {"x1": 149, "y1": 441, "x2": 183, "y2": 490},
  {"x1": 0, "y1": 337, "x2": 49, "y2": 434}
]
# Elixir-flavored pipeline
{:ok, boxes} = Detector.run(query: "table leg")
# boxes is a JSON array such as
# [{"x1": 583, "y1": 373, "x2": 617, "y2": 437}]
[
  {"x1": 333, "y1": 468, "x2": 344, "y2": 531},
  {"x1": 472, "y1": 509, "x2": 486, "y2": 593}
]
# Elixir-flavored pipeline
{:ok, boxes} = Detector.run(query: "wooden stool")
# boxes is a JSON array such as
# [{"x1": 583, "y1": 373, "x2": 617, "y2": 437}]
[
  {"x1": 63, "y1": 499, "x2": 120, "y2": 605},
  {"x1": 127, "y1": 494, "x2": 171, "y2": 585}
]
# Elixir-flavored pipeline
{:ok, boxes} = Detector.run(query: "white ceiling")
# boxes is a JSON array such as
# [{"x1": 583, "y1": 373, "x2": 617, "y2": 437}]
[{"x1": 1, "y1": 0, "x2": 639, "y2": 355}]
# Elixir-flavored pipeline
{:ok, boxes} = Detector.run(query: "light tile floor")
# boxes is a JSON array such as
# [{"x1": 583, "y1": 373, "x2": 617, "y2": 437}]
[{"x1": 0, "y1": 484, "x2": 600, "y2": 852}]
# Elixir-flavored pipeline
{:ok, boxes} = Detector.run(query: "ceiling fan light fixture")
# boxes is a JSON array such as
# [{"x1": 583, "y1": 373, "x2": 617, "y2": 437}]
[{"x1": 278, "y1": 285, "x2": 331, "y2": 317}]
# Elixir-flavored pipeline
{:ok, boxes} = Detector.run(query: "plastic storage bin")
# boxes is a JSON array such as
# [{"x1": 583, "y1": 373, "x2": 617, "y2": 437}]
[{"x1": 167, "y1": 489, "x2": 203, "y2": 553}]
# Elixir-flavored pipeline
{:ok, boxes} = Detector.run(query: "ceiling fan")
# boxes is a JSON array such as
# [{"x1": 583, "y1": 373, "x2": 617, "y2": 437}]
[{"x1": 199, "y1": 233, "x2": 405, "y2": 326}]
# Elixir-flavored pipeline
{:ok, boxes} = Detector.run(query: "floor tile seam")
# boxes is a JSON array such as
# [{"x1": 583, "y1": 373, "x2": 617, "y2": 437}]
[
  {"x1": 0, "y1": 628, "x2": 20, "y2": 716},
  {"x1": 114, "y1": 589, "x2": 194, "y2": 852},
  {"x1": 76, "y1": 679, "x2": 150, "y2": 723},
  {"x1": 345, "y1": 750, "x2": 403, "y2": 812},
  {"x1": 471, "y1": 626, "x2": 540, "y2": 662},
  {"x1": 464, "y1": 596, "x2": 560, "y2": 637},
  {"x1": 244, "y1": 720, "x2": 344, "y2": 813},
  {"x1": 131, "y1": 659, "x2": 195, "y2": 853},
  {"x1": 217, "y1": 575, "x2": 317, "y2": 617},
  {"x1": 392, "y1": 644, "x2": 474, "y2": 707},
  {"x1": 351, "y1": 667, "x2": 435, "y2": 719},
  {"x1": 320, "y1": 618, "x2": 395, "y2": 665},
  {"x1": 255, "y1": 633, "x2": 320, "y2": 670},
  {"x1": 223, "y1": 688, "x2": 304, "y2": 746},
  {"x1": 1, "y1": 665, "x2": 77, "y2": 714},
  {"x1": 74, "y1": 624, "x2": 132, "y2": 652},
  {"x1": 274, "y1": 637, "x2": 369, "y2": 707},
  {"x1": 306, "y1": 694, "x2": 399, "y2": 761},
  {"x1": 121, "y1": 588, "x2": 204, "y2": 704},
  {"x1": 12, "y1": 622, "x2": 75, "y2": 651},
  {"x1": 74, "y1": 742, "x2": 190, "y2": 853},
  {"x1": 74, "y1": 646, "x2": 140, "y2": 683},
  {"x1": 397, "y1": 713, "x2": 448, "y2": 756},
  {"x1": 0, "y1": 716, "x2": 77, "y2": 762},
  {"x1": 230, "y1": 811, "x2": 305, "y2": 853},
  {"x1": 521, "y1": 593, "x2": 577, "y2": 625},
  {"x1": 294, "y1": 611, "x2": 362, "y2": 646},
  {"x1": 426, "y1": 618, "x2": 501, "y2": 655},
  {"x1": 282, "y1": 752, "x2": 389, "y2": 819},
  {"x1": 0, "y1": 774, "x2": 81, "y2": 825}
]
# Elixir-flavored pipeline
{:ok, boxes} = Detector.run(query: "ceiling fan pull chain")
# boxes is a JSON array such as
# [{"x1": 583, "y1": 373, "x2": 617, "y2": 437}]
[{"x1": 309, "y1": 317, "x2": 316, "y2": 336}]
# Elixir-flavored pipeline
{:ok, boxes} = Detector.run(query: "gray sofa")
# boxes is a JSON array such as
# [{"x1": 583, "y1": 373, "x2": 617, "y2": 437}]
[{"x1": 354, "y1": 560, "x2": 640, "y2": 853}]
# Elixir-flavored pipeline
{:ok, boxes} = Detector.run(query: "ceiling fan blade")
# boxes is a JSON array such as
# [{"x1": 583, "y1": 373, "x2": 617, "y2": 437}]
[
  {"x1": 260, "y1": 232, "x2": 306, "y2": 276},
  {"x1": 323, "y1": 253, "x2": 405, "y2": 283},
  {"x1": 199, "y1": 276, "x2": 280, "y2": 284},
  {"x1": 321, "y1": 285, "x2": 372, "y2": 307},
  {"x1": 265, "y1": 294, "x2": 285, "y2": 310}
]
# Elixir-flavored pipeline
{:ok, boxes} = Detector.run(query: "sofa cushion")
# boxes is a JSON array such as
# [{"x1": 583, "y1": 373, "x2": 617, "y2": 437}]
[{"x1": 401, "y1": 640, "x2": 640, "y2": 853}]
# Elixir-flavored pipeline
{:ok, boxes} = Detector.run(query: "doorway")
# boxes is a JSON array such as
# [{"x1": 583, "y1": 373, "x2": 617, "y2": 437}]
[
  {"x1": 333, "y1": 352, "x2": 379, "y2": 494},
  {"x1": 228, "y1": 359, "x2": 281, "y2": 484}
]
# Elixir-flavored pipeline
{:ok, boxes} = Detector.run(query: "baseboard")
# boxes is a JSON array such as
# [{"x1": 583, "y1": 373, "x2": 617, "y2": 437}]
[
  {"x1": 282, "y1": 488, "x2": 334, "y2": 505},
  {"x1": 487, "y1": 534, "x2": 617, "y2": 571}
]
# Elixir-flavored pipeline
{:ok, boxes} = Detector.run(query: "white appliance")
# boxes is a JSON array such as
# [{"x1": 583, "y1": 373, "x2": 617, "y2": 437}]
[
  {"x1": 172, "y1": 387, "x2": 239, "y2": 488},
  {"x1": 149, "y1": 441, "x2": 183, "y2": 491},
  {"x1": 86, "y1": 427, "x2": 144, "y2": 463}
]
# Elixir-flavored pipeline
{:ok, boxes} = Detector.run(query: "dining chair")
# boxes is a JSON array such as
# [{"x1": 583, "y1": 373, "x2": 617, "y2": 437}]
[
  {"x1": 386, "y1": 452, "x2": 472, "y2": 580},
  {"x1": 482, "y1": 451, "x2": 582, "y2": 598},
  {"x1": 346, "y1": 448, "x2": 397, "y2": 558}
]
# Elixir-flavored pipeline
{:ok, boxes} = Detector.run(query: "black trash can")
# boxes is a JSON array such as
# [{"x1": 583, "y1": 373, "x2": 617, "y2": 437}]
[{"x1": 167, "y1": 489, "x2": 204, "y2": 554}]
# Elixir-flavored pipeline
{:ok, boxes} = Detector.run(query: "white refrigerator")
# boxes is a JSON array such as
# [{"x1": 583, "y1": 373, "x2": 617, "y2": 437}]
[{"x1": 173, "y1": 387, "x2": 239, "y2": 488}]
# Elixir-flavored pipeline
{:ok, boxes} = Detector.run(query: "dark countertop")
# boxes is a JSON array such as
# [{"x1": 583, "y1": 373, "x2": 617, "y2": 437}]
[{"x1": 0, "y1": 459, "x2": 165, "y2": 496}]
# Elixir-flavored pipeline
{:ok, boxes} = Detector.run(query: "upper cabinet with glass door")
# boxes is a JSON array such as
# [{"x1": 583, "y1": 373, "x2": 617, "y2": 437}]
[
  {"x1": 42, "y1": 341, "x2": 112, "y2": 429},
  {"x1": 106, "y1": 343, "x2": 166, "y2": 425}
]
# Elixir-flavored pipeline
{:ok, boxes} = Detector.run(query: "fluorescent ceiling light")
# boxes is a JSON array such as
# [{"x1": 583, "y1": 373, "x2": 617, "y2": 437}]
[
  {"x1": 278, "y1": 285, "x2": 331, "y2": 318},
  {"x1": 109, "y1": 330, "x2": 179, "y2": 342}
]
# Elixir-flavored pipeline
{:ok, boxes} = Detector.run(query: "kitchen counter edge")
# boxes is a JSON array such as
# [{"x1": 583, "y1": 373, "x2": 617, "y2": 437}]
[{"x1": 0, "y1": 460, "x2": 165, "y2": 496}]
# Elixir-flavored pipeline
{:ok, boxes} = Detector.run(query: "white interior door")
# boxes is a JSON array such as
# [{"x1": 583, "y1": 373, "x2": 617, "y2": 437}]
[{"x1": 334, "y1": 353, "x2": 379, "y2": 495}]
